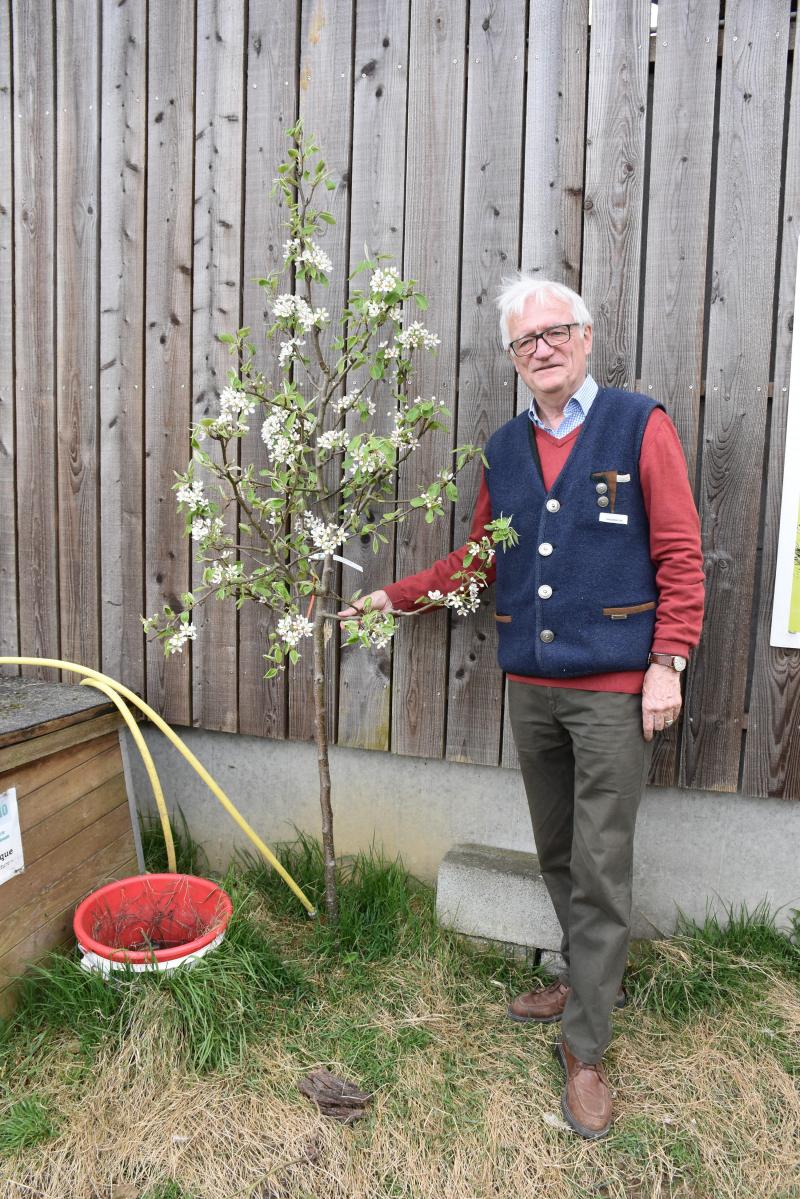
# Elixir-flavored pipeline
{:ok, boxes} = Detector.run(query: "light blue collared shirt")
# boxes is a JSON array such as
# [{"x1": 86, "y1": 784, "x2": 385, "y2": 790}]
[{"x1": 528, "y1": 373, "x2": 599, "y2": 439}]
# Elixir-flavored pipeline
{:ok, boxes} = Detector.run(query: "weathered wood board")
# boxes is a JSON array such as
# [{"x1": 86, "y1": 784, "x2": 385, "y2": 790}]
[
  {"x1": 742, "y1": 13, "x2": 800, "y2": 799},
  {"x1": 445, "y1": 0, "x2": 526, "y2": 767},
  {"x1": 99, "y1": 0, "x2": 147, "y2": 696},
  {"x1": 288, "y1": 0, "x2": 355, "y2": 744},
  {"x1": 0, "y1": 681, "x2": 140, "y2": 1014},
  {"x1": 56, "y1": 0, "x2": 100, "y2": 671},
  {"x1": 12, "y1": 0, "x2": 59, "y2": 680},
  {"x1": 0, "y1": 0, "x2": 16, "y2": 669},
  {"x1": 337, "y1": 0, "x2": 410, "y2": 753},
  {"x1": 237, "y1": 0, "x2": 300, "y2": 742},
  {"x1": 639, "y1": 0, "x2": 719, "y2": 787},
  {"x1": 144, "y1": 0, "x2": 195, "y2": 726},
  {"x1": 680, "y1": 0, "x2": 791, "y2": 792},
  {"x1": 391, "y1": 1, "x2": 468, "y2": 760},
  {"x1": 191, "y1": 1, "x2": 245, "y2": 735}
]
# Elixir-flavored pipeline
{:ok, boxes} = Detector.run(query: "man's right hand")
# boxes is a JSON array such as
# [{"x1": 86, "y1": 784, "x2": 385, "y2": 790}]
[{"x1": 337, "y1": 589, "x2": 393, "y2": 619}]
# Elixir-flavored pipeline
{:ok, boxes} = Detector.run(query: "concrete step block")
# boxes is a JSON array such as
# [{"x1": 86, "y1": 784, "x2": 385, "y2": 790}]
[{"x1": 435, "y1": 843, "x2": 563, "y2": 951}]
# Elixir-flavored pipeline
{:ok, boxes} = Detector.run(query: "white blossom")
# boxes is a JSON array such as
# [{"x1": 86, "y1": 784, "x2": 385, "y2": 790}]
[
  {"x1": 166, "y1": 622, "x2": 197, "y2": 654},
  {"x1": 300, "y1": 241, "x2": 333, "y2": 274},
  {"x1": 347, "y1": 441, "x2": 384, "y2": 478},
  {"x1": 370, "y1": 267, "x2": 401, "y2": 295},
  {"x1": 283, "y1": 238, "x2": 333, "y2": 275},
  {"x1": 278, "y1": 337, "x2": 306, "y2": 367},
  {"x1": 427, "y1": 590, "x2": 444, "y2": 602},
  {"x1": 446, "y1": 581, "x2": 481, "y2": 615},
  {"x1": 303, "y1": 512, "x2": 343, "y2": 555},
  {"x1": 176, "y1": 480, "x2": 206, "y2": 511},
  {"x1": 260, "y1": 410, "x2": 304, "y2": 467},
  {"x1": 276, "y1": 612, "x2": 314, "y2": 648},
  {"x1": 333, "y1": 391, "x2": 358, "y2": 414},
  {"x1": 219, "y1": 385, "x2": 256, "y2": 419},
  {"x1": 191, "y1": 516, "x2": 224, "y2": 544},
  {"x1": 209, "y1": 562, "x2": 242, "y2": 586},
  {"x1": 396, "y1": 321, "x2": 441, "y2": 351},
  {"x1": 272, "y1": 294, "x2": 329, "y2": 333},
  {"x1": 191, "y1": 517, "x2": 212, "y2": 542},
  {"x1": 317, "y1": 428, "x2": 349, "y2": 452}
]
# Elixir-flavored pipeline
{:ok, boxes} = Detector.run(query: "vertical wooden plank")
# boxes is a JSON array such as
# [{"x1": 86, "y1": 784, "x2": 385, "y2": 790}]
[
  {"x1": 444, "y1": 0, "x2": 526, "y2": 767},
  {"x1": 191, "y1": 0, "x2": 245, "y2": 733},
  {"x1": 288, "y1": 0, "x2": 354, "y2": 742},
  {"x1": 502, "y1": 0, "x2": 589, "y2": 771},
  {"x1": 580, "y1": 0, "x2": 649, "y2": 391},
  {"x1": 337, "y1": 0, "x2": 410, "y2": 752},
  {"x1": 742, "y1": 16, "x2": 800, "y2": 801},
  {"x1": 681, "y1": 0, "x2": 791, "y2": 792},
  {"x1": 0, "y1": 0, "x2": 17, "y2": 671},
  {"x1": 521, "y1": 0, "x2": 589, "y2": 291},
  {"x1": 99, "y1": 0, "x2": 147, "y2": 695},
  {"x1": 12, "y1": 0, "x2": 58, "y2": 679},
  {"x1": 391, "y1": 2, "x2": 468, "y2": 759},
  {"x1": 639, "y1": 0, "x2": 720, "y2": 788},
  {"x1": 238, "y1": 0, "x2": 299, "y2": 741},
  {"x1": 144, "y1": 1, "x2": 195, "y2": 724},
  {"x1": 56, "y1": 0, "x2": 100, "y2": 669}
]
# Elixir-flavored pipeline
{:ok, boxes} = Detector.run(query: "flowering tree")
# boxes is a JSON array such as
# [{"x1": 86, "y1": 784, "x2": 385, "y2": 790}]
[{"x1": 144, "y1": 123, "x2": 516, "y2": 920}]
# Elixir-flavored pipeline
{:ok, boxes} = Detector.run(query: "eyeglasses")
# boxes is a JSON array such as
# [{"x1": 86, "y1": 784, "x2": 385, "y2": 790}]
[{"x1": 508, "y1": 322, "x2": 580, "y2": 358}]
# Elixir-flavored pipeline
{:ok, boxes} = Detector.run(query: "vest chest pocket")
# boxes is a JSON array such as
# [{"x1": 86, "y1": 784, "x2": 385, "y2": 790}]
[{"x1": 602, "y1": 601, "x2": 656, "y2": 620}]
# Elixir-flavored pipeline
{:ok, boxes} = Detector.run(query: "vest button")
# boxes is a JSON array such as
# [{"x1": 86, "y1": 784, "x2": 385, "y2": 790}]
[
  {"x1": 538, "y1": 584, "x2": 553, "y2": 599},
  {"x1": 545, "y1": 498, "x2": 561, "y2": 513},
  {"x1": 595, "y1": 481, "x2": 608, "y2": 494},
  {"x1": 540, "y1": 629, "x2": 555, "y2": 643},
  {"x1": 597, "y1": 495, "x2": 610, "y2": 508},
  {"x1": 538, "y1": 542, "x2": 553, "y2": 556}
]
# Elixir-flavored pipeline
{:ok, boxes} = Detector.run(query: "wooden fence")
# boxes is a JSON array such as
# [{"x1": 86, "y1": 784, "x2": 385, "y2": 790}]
[{"x1": 1, "y1": 0, "x2": 799, "y2": 800}]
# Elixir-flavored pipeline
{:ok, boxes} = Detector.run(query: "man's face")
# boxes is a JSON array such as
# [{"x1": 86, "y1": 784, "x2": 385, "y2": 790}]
[{"x1": 506, "y1": 295, "x2": 592, "y2": 405}]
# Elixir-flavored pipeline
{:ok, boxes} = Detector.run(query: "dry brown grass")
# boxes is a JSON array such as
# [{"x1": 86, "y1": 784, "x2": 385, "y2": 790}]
[{"x1": 1, "y1": 908, "x2": 798, "y2": 1199}]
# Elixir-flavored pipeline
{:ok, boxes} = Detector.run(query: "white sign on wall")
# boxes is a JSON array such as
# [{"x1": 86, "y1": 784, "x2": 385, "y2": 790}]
[
  {"x1": 0, "y1": 787, "x2": 25, "y2": 884},
  {"x1": 770, "y1": 257, "x2": 800, "y2": 649}
]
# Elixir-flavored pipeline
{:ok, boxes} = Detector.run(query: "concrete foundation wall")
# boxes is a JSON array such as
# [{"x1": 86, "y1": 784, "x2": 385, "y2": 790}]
[{"x1": 123, "y1": 727, "x2": 800, "y2": 935}]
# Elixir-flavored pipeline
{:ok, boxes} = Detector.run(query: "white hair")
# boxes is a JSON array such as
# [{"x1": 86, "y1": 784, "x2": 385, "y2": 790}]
[{"x1": 495, "y1": 274, "x2": 593, "y2": 349}]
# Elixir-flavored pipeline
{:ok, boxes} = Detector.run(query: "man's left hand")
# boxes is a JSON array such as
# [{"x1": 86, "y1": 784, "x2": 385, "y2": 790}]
[{"x1": 641, "y1": 663, "x2": 683, "y2": 742}]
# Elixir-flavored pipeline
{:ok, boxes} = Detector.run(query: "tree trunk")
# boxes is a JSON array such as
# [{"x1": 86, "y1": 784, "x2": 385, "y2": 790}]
[{"x1": 313, "y1": 558, "x2": 338, "y2": 922}]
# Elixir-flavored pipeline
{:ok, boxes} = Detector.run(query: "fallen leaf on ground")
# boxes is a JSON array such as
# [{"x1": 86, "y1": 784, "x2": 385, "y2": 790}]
[{"x1": 298, "y1": 1067, "x2": 371, "y2": 1122}]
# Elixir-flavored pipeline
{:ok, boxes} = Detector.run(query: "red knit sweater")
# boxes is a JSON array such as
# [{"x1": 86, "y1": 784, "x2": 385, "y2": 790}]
[{"x1": 385, "y1": 408, "x2": 705, "y2": 694}]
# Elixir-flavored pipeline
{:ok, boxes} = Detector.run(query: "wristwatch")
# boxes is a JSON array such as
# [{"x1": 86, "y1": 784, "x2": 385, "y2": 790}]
[{"x1": 648, "y1": 652, "x2": 687, "y2": 672}]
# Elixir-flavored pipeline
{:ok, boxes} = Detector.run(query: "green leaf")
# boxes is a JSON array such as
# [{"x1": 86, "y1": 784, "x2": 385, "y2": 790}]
[
  {"x1": 319, "y1": 211, "x2": 336, "y2": 224},
  {"x1": 413, "y1": 293, "x2": 428, "y2": 311}
]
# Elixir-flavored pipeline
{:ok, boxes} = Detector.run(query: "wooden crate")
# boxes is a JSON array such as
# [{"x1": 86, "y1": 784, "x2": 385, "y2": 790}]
[{"x1": 0, "y1": 677, "x2": 142, "y2": 1015}]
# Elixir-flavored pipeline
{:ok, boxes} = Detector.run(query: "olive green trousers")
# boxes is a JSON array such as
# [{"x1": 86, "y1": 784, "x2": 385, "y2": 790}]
[{"x1": 508, "y1": 681, "x2": 653, "y2": 1063}]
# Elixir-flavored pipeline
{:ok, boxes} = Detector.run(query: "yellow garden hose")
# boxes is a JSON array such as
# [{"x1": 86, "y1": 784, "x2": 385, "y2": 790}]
[
  {"x1": 0, "y1": 656, "x2": 317, "y2": 916},
  {"x1": 77, "y1": 676, "x2": 177, "y2": 874}
]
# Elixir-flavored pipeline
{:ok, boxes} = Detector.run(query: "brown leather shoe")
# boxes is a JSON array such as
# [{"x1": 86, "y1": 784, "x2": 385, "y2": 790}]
[
  {"x1": 507, "y1": 980, "x2": 626, "y2": 1024},
  {"x1": 554, "y1": 1038, "x2": 613, "y2": 1139},
  {"x1": 508, "y1": 978, "x2": 570, "y2": 1023}
]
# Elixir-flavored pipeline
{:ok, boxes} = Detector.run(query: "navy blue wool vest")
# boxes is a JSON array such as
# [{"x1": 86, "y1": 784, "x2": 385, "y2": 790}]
[{"x1": 484, "y1": 388, "x2": 663, "y2": 677}]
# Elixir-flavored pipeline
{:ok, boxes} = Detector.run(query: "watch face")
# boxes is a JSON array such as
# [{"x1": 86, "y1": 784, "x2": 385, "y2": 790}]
[{"x1": 673, "y1": 656, "x2": 687, "y2": 672}]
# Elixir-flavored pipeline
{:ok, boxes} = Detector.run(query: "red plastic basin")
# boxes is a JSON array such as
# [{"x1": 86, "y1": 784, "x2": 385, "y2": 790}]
[{"x1": 73, "y1": 873, "x2": 233, "y2": 965}]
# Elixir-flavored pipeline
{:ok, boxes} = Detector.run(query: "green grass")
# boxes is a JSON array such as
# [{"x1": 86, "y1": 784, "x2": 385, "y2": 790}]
[
  {"x1": 140, "y1": 805, "x2": 210, "y2": 876},
  {"x1": 0, "y1": 837, "x2": 798, "y2": 1198},
  {"x1": 0, "y1": 1096, "x2": 56, "y2": 1154},
  {"x1": 627, "y1": 900, "x2": 800, "y2": 1023},
  {"x1": 1, "y1": 880, "x2": 306, "y2": 1074},
  {"x1": 240, "y1": 833, "x2": 438, "y2": 962}
]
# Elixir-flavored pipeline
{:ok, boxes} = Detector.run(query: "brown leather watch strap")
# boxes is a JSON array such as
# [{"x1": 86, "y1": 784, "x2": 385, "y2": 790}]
[{"x1": 648, "y1": 652, "x2": 685, "y2": 670}]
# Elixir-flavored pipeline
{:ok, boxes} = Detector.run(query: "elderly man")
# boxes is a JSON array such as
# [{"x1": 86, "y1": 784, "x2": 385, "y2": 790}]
[{"x1": 340, "y1": 275, "x2": 705, "y2": 1139}]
